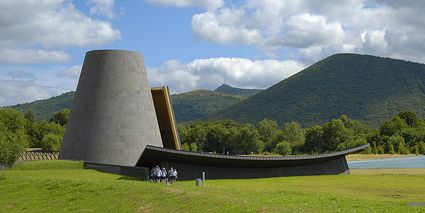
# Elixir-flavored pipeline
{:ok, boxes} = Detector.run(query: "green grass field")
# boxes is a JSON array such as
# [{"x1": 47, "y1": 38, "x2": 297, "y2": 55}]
[{"x1": 1, "y1": 161, "x2": 425, "y2": 212}]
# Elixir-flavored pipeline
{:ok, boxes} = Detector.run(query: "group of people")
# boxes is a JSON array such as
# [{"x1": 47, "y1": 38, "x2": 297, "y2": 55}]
[{"x1": 150, "y1": 165, "x2": 178, "y2": 184}]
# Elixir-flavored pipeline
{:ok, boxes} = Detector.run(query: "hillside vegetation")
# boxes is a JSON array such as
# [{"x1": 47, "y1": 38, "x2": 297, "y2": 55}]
[
  {"x1": 171, "y1": 90, "x2": 246, "y2": 122},
  {"x1": 210, "y1": 54, "x2": 425, "y2": 127},
  {"x1": 1, "y1": 160, "x2": 424, "y2": 212},
  {"x1": 12, "y1": 92, "x2": 74, "y2": 121}
]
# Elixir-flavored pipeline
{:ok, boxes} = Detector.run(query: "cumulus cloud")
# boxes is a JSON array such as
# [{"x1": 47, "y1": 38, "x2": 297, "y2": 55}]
[
  {"x1": 145, "y1": 0, "x2": 224, "y2": 10},
  {"x1": 0, "y1": 49, "x2": 70, "y2": 64},
  {"x1": 88, "y1": 0, "x2": 116, "y2": 19},
  {"x1": 0, "y1": 0, "x2": 120, "y2": 48},
  {"x1": 190, "y1": 0, "x2": 425, "y2": 63},
  {"x1": 0, "y1": 0, "x2": 120, "y2": 65},
  {"x1": 148, "y1": 57, "x2": 305, "y2": 93}
]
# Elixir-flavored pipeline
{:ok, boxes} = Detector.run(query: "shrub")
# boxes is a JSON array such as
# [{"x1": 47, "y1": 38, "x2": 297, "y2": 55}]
[
  {"x1": 274, "y1": 141, "x2": 292, "y2": 156},
  {"x1": 40, "y1": 134, "x2": 62, "y2": 151},
  {"x1": 0, "y1": 109, "x2": 28, "y2": 166}
]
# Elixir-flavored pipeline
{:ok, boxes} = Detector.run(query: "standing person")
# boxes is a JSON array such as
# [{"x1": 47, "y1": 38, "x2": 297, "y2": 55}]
[
  {"x1": 155, "y1": 165, "x2": 161, "y2": 183},
  {"x1": 170, "y1": 168, "x2": 178, "y2": 184},
  {"x1": 168, "y1": 167, "x2": 174, "y2": 183},
  {"x1": 161, "y1": 167, "x2": 167, "y2": 183},
  {"x1": 150, "y1": 167, "x2": 155, "y2": 182}
]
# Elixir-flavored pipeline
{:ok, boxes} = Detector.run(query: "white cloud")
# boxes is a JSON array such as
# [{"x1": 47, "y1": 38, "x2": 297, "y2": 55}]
[
  {"x1": 145, "y1": 0, "x2": 224, "y2": 10},
  {"x1": 88, "y1": 0, "x2": 116, "y2": 19},
  {"x1": 56, "y1": 65, "x2": 82, "y2": 80},
  {"x1": 148, "y1": 57, "x2": 305, "y2": 93},
  {"x1": 0, "y1": 49, "x2": 70, "y2": 64},
  {"x1": 190, "y1": 0, "x2": 425, "y2": 63},
  {"x1": 0, "y1": 0, "x2": 120, "y2": 48},
  {"x1": 0, "y1": 64, "x2": 82, "y2": 106},
  {"x1": 0, "y1": 0, "x2": 120, "y2": 65},
  {"x1": 192, "y1": 10, "x2": 262, "y2": 44},
  {"x1": 0, "y1": 79, "x2": 56, "y2": 106}
]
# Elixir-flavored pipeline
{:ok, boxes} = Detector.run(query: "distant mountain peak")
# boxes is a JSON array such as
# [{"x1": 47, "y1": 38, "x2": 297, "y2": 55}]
[{"x1": 214, "y1": 84, "x2": 262, "y2": 97}]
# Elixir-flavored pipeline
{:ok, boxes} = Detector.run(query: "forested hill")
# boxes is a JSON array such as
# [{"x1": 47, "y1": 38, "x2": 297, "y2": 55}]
[
  {"x1": 209, "y1": 53, "x2": 425, "y2": 127},
  {"x1": 214, "y1": 84, "x2": 262, "y2": 97},
  {"x1": 171, "y1": 89, "x2": 245, "y2": 122},
  {"x1": 10, "y1": 85, "x2": 255, "y2": 122},
  {"x1": 12, "y1": 92, "x2": 74, "y2": 121}
]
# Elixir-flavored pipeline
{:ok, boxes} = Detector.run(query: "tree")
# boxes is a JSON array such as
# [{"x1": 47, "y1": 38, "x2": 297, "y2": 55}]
[
  {"x1": 419, "y1": 141, "x2": 425, "y2": 154},
  {"x1": 190, "y1": 142, "x2": 198, "y2": 152},
  {"x1": 229, "y1": 124, "x2": 263, "y2": 154},
  {"x1": 256, "y1": 119, "x2": 279, "y2": 151},
  {"x1": 40, "y1": 133, "x2": 62, "y2": 151},
  {"x1": 274, "y1": 141, "x2": 292, "y2": 156},
  {"x1": 181, "y1": 143, "x2": 190, "y2": 151},
  {"x1": 322, "y1": 119, "x2": 350, "y2": 151},
  {"x1": 24, "y1": 110, "x2": 39, "y2": 147},
  {"x1": 304, "y1": 125, "x2": 324, "y2": 153},
  {"x1": 397, "y1": 111, "x2": 418, "y2": 127},
  {"x1": 50, "y1": 109, "x2": 71, "y2": 126},
  {"x1": 388, "y1": 143, "x2": 395, "y2": 154},
  {"x1": 0, "y1": 108, "x2": 28, "y2": 166}
]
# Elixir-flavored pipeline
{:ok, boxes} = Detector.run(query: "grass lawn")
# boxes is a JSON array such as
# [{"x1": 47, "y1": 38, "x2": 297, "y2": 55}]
[{"x1": 1, "y1": 161, "x2": 425, "y2": 212}]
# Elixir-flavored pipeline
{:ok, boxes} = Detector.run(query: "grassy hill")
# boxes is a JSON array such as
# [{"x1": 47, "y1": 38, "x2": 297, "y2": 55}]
[
  {"x1": 214, "y1": 84, "x2": 262, "y2": 97},
  {"x1": 210, "y1": 53, "x2": 425, "y2": 127},
  {"x1": 9, "y1": 86, "x2": 253, "y2": 122},
  {"x1": 1, "y1": 160, "x2": 424, "y2": 212},
  {"x1": 171, "y1": 89, "x2": 246, "y2": 122}
]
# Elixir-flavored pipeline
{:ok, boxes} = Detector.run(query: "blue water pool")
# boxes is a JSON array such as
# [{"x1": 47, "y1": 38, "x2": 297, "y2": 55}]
[{"x1": 348, "y1": 155, "x2": 425, "y2": 169}]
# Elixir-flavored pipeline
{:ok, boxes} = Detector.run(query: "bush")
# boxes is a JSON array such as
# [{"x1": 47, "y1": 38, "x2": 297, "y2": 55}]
[
  {"x1": 40, "y1": 134, "x2": 63, "y2": 151},
  {"x1": 190, "y1": 142, "x2": 198, "y2": 152},
  {"x1": 181, "y1": 143, "x2": 190, "y2": 151},
  {"x1": 274, "y1": 141, "x2": 292, "y2": 156},
  {"x1": 0, "y1": 109, "x2": 28, "y2": 166}
]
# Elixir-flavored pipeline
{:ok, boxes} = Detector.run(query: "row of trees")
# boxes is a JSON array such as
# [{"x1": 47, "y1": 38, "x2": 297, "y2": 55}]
[
  {"x1": 178, "y1": 112, "x2": 425, "y2": 155},
  {"x1": 0, "y1": 108, "x2": 69, "y2": 166}
]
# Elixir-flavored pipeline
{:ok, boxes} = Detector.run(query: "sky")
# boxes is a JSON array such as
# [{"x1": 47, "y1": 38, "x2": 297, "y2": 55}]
[{"x1": 1, "y1": 0, "x2": 425, "y2": 106}]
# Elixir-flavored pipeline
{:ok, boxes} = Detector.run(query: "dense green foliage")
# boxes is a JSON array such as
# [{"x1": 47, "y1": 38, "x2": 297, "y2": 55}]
[
  {"x1": 0, "y1": 108, "x2": 68, "y2": 161},
  {"x1": 179, "y1": 112, "x2": 425, "y2": 155},
  {"x1": 171, "y1": 89, "x2": 246, "y2": 122},
  {"x1": 0, "y1": 109, "x2": 28, "y2": 166},
  {"x1": 1, "y1": 160, "x2": 425, "y2": 212},
  {"x1": 214, "y1": 84, "x2": 262, "y2": 97},
  {"x1": 210, "y1": 53, "x2": 425, "y2": 127}
]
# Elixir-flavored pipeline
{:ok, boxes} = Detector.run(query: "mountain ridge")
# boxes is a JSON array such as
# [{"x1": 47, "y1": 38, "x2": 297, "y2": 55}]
[{"x1": 209, "y1": 53, "x2": 425, "y2": 127}]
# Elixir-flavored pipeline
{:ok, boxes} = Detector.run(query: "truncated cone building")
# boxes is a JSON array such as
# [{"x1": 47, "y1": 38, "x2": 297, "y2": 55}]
[{"x1": 60, "y1": 50, "x2": 369, "y2": 180}]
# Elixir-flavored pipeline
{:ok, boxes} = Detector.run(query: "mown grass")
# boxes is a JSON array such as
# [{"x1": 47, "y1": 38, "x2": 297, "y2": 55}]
[{"x1": 1, "y1": 161, "x2": 425, "y2": 212}]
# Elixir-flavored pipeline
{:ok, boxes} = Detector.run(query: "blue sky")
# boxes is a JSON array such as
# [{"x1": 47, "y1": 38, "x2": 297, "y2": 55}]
[{"x1": 1, "y1": 0, "x2": 425, "y2": 106}]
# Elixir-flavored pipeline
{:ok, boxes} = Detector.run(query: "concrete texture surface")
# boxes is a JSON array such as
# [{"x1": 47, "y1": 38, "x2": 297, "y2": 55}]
[{"x1": 60, "y1": 50, "x2": 163, "y2": 166}]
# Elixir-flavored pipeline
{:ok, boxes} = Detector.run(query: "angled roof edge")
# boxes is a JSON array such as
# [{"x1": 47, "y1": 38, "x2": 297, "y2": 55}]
[{"x1": 142, "y1": 143, "x2": 370, "y2": 162}]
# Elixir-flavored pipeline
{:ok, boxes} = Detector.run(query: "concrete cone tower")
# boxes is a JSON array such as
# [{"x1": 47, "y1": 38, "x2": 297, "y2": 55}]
[{"x1": 60, "y1": 50, "x2": 163, "y2": 166}]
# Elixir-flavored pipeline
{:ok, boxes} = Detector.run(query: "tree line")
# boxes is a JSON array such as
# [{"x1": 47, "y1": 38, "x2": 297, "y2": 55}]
[
  {"x1": 178, "y1": 112, "x2": 425, "y2": 155},
  {"x1": 1, "y1": 107, "x2": 425, "y2": 166},
  {"x1": 0, "y1": 108, "x2": 69, "y2": 166}
]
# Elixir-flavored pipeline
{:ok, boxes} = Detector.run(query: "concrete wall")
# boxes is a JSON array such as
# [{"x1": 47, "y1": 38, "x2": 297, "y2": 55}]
[
  {"x1": 60, "y1": 50, "x2": 163, "y2": 166},
  {"x1": 160, "y1": 156, "x2": 350, "y2": 180}
]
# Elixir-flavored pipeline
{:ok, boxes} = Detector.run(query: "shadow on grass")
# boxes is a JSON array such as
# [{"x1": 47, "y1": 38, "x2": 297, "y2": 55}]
[{"x1": 117, "y1": 175, "x2": 144, "y2": 181}]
